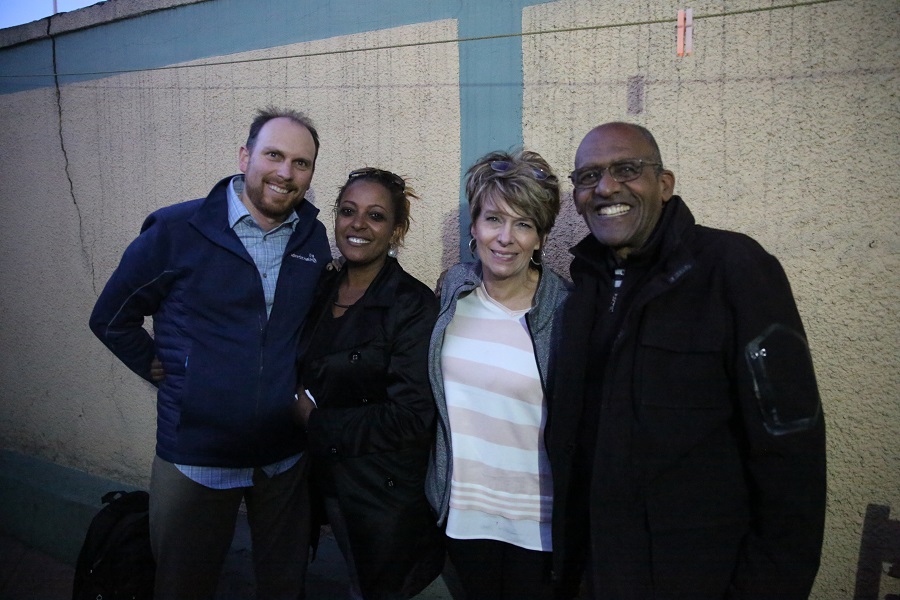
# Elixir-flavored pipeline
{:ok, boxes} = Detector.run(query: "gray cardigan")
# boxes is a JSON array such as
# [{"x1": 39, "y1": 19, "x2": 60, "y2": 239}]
[{"x1": 424, "y1": 261, "x2": 570, "y2": 525}]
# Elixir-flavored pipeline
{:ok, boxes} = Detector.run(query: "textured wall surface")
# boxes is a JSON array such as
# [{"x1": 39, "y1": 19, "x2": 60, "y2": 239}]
[
  {"x1": 70, "y1": 19, "x2": 463, "y2": 290},
  {"x1": 523, "y1": 1, "x2": 899, "y2": 597},
  {"x1": 0, "y1": 0, "x2": 897, "y2": 597}
]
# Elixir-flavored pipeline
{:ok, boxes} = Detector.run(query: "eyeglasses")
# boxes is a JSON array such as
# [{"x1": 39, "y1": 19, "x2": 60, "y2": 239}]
[
  {"x1": 569, "y1": 160, "x2": 661, "y2": 189},
  {"x1": 348, "y1": 167, "x2": 406, "y2": 191},
  {"x1": 490, "y1": 160, "x2": 556, "y2": 182}
]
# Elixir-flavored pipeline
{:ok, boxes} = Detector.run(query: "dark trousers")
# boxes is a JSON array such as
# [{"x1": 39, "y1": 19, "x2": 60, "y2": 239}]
[
  {"x1": 149, "y1": 454, "x2": 311, "y2": 600},
  {"x1": 445, "y1": 536, "x2": 553, "y2": 600}
]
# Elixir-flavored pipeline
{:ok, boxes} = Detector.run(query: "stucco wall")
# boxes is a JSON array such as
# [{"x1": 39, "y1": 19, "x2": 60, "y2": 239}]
[
  {"x1": 0, "y1": 0, "x2": 897, "y2": 597},
  {"x1": 522, "y1": 2, "x2": 899, "y2": 596}
]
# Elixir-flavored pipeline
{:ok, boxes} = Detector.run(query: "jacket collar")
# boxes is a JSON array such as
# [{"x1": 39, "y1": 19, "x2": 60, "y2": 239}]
[
  {"x1": 647, "y1": 195, "x2": 697, "y2": 287},
  {"x1": 356, "y1": 256, "x2": 403, "y2": 308},
  {"x1": 570, "y1": 195, "x2": 696, "y2": 288},
  {"x1": 303, "y1": 257, "x2": 404, "y2": 356},
  {"x1": 188, "y1": 175, "x2": 321, "y2": 258}
]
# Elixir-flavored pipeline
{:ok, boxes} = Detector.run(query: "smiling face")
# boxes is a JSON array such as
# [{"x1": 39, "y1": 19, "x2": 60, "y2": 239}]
[
  {"x1": 573, "y1": 123, "x2": 675, "y2": 259},
  {"x1": 238, "y1": 117, "x2": 316, "y2": 231},
  {"x1": 334, "y1": 179, "x2": 399, "y2": 268},
  {"x1": 471, "y1": 194, "x2": 542, "y2": 286}
]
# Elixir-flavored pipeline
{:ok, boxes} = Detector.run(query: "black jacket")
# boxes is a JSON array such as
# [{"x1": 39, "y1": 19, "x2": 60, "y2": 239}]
[
  {"x1": 299, "y1": 257, "x2": 444, "y2": 599},
  {"x1": 549, "y1": 197, "x2": 826, "y2": 599}
]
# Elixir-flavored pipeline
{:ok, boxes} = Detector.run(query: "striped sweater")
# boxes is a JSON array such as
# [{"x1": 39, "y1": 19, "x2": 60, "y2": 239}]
[{"x1": 425, "y1": 261, "x2": 569, "y2": 550}]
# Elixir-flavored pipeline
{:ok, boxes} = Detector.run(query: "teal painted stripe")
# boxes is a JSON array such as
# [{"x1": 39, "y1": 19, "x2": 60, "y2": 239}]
[
  {"x1": 0, "y1": 38, "x2": 54, "y2": 92},
  {"x1": 458, "y1": 2, "x2": 526, "y2": 256},
  {"x1": 1, "y1": 0, "x2": 460, "y2": 93}
]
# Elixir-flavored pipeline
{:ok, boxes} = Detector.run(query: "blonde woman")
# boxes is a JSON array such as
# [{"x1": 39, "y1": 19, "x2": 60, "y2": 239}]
[{"x1": 426, "y1": 150, "x2": 568, "y2": 600}]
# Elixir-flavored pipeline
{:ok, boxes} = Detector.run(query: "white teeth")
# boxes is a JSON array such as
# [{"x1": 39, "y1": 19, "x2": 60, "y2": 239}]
[
  {"x1": 268, "y1": 184, "x2": 290, "y2": 194},
  {"x1": 599, "y1": 204, "x2": 630, "y2": 216},
  {"x1": 348, "y1": 237, "x2": 370, "y2": 244}
]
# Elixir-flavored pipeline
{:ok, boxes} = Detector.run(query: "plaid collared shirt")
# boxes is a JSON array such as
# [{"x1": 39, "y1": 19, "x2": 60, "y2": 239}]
[{"x1": 227, "y1": 176, "x2": 299, "y2": 317}]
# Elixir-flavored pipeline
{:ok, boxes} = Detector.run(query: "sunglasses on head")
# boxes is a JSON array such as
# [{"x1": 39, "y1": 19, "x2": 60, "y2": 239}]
[
  {"x1": 347, "y1": 167, "x2": 406, "y2": 191},
  {"x1": 490, "y1": 160, "x2": 555, "y2": 182}
]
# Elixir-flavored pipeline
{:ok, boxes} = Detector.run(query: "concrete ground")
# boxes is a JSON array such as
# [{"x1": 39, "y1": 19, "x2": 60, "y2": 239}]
[{"x1": 0, "y1": 511, "x2": 457, "y2": 600}]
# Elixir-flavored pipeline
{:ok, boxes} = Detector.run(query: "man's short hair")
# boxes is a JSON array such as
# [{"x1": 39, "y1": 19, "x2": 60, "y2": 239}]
[
  {"x1": 465, "y1": 149, "x2": 561, "y2": 240},
  {"x1": 605, "y1": 122, "x2": 664, "y2": 167},
  {"x1": 245, "y1": 106, "x2": 320, "y2": 161}
]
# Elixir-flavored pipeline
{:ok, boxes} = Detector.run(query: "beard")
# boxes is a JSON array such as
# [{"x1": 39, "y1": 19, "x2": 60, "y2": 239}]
[{"x1": 242, "y1": 177, "x2": 303, "y2": 222}]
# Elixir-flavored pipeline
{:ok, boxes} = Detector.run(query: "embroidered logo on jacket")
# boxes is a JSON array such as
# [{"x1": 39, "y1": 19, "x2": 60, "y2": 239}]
[{"x1": 290, "y1": 253, "x2": 318, "y2": 263}]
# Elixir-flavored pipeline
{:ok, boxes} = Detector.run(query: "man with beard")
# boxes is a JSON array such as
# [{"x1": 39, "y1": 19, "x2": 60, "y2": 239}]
[
  {"x1": 90, "y1": 107, "x2": 330, "y2": 599},
  {"x1": 549, "y1": 122, "x2": 826, "y2": 598}
]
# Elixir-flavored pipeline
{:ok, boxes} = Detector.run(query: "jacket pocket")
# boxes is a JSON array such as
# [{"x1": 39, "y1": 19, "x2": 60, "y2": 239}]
[{"x1": 636, "y1": 317, "x2": 729, "y2": 409}]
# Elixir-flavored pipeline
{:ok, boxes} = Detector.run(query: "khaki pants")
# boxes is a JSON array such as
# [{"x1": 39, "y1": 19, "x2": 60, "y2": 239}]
[{"x1": 149, "y1": 454, "x2": 311, "y2": 600}]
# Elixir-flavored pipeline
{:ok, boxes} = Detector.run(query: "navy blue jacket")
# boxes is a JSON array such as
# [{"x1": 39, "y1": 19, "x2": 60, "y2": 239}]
[{"x1": 90, "y1": 176, "x2": 330, "y2": 467}]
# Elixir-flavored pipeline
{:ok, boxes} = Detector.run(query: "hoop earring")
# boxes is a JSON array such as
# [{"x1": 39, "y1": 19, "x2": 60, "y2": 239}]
[
  {"x1": 468, "y1": 238, "x2": 477, "y2": 256},
  {"x1": 387, "y1": 245, "x2": 398, "y2": 258},
  {"x1": 530, "y1": 250, "x2": 545, "y2": 267}
]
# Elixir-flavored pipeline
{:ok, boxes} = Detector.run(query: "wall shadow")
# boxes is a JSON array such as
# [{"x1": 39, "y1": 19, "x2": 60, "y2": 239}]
[
  {"x1": 855, "y1": 503, "x2": 900, "y2": 600},
  {"x1": 440, "y1": 210, "x2": 463, "y2": 284}
]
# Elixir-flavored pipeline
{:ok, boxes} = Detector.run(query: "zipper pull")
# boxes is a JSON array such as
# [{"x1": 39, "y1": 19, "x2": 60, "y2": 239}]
[{"x1": 609, "y1": 268, "x2": 625, "y2": 313}]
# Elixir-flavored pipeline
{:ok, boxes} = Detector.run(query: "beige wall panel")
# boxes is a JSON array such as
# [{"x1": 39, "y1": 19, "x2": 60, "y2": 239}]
[
  {"x1": 524, "y1": 1, "x2": 899, "y2": 597},
  {"x1": 1, "y1": 19, "x2": 460, "y2": 487},
  {"x1": 0, "y1": 87, "x2": 157, "y2": 485}
]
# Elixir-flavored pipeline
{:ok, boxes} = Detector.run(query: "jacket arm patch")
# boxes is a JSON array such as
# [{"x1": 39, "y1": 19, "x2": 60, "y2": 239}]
[{"x1": 745, "y1": 323, "x2": 821, "y2": 435}]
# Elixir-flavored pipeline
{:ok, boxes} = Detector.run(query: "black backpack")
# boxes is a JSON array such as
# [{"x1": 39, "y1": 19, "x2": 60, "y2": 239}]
[{"x1": 72, "y1": 490, "x2": 155, "y2": 600}]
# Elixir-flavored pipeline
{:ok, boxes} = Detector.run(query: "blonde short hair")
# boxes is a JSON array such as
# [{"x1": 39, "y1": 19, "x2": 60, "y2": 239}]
[{"x1": 465, "y1": 149, "x2": 560, "y2": 240}]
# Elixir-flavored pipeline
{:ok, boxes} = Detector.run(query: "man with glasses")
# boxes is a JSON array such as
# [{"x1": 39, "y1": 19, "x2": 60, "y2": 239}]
[
  {"x1": 549, "y1": 122, "x2": 826, "y2": 598},
  {"x1": 90, "y1": 107, "x2": 330, "y2": 599}
]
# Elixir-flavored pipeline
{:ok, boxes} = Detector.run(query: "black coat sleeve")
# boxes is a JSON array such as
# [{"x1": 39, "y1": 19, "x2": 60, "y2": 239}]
[{"x1": 725, "y1": 244, "x2": 827, "y2": 598}]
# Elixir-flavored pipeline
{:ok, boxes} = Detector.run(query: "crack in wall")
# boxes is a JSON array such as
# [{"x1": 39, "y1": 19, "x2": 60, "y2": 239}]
[{"x1": 49, "y1": 17, "x2": 96, "y2": 294}]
